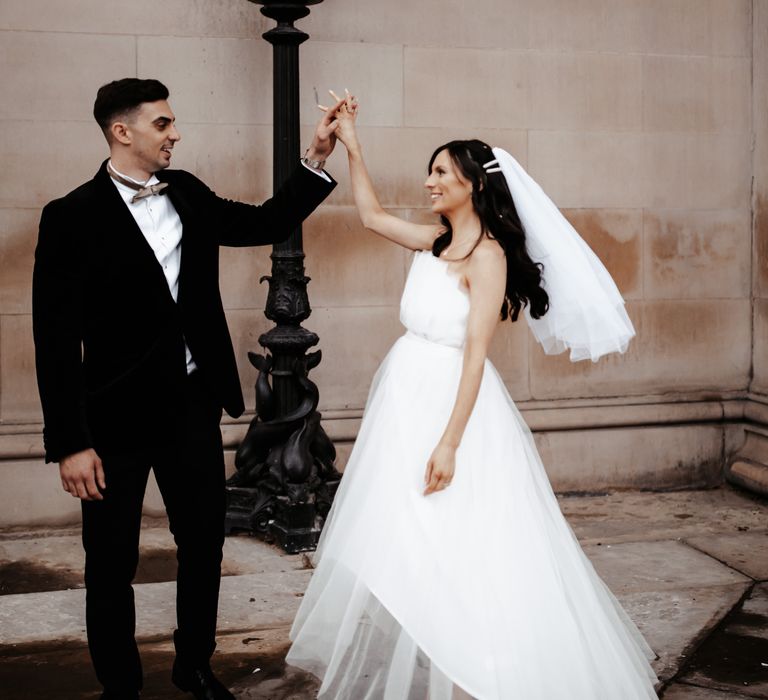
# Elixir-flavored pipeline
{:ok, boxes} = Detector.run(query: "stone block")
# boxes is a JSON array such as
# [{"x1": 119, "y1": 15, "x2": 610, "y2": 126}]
[
  {"x1": 0, "y1": 208, "x2": 38, "y2": 314},
  {"x1": 300, "y1": 42, "x2": 403, "y2": 128},
  {"x1": 303, "y1": 206, "x2": 409, "y2": 308},
  {"x1": 754, "y1": 300, "x2": 768, "y2": 394},
  {"x1": 726, "y1": 427, "x2": 768, "y2": 498},
  {"x1": 333, "y1": 440, "x2": 354, "y2": 473},
  {"x1": 757, "y1": 195, "x2": 768, "y2": 298},
  {"x1": 535, "y1": 423, "x2": 724, "y2": 491},
  {"x1": 301, "y1": 0, "x2": 529, "y2": 50},
  {"x1": 643, "y1": 0, "x2": 751, "y2": 57},
  {"x1": 137, "y1": 36, "x2": 272, "y2": 126},
  {"x1": 756, "y1": 5, "x2": 768, "y2": 301},
  {"x1": 527, "y1": 0, "x2": 749, "y2": 57},
  {"x1": 0, "y1": 0, "x2": 264, "y2": 37},
  {"x1": 444, "y1": 0, "x2": 532, "y2": 50},
  {"x1": 223, "y1": 309, "x2": 273, "y2": 411},
  {"x1": 644, "y1": 209, "x2": 751, "y2": 299},
  {"x1": 0, "y1": 459, "x2": 80, "y2": 528},
  {"x1": 528, "y1": 131, "x2": 648, "y2": 209},
  {"x1": 1, "y1": 314, "x2": 42, "y2": 422},
  {"x1": 300, "y1": 0, "x2": 462, "y2": 46},
  {"x1": 528, "y1": 0, "x2": 646, "y2": 54},
  {"x1": 562, "y1": 209, "x2": 643, "y2": 299},
  {"x1": 643, "y1": 132, "x2": 751, "y2": 210},
  {"x1": 309, "y1": 305, "x2": 404, "y2": 411},
  {"x1": 487, "y1": 318, "x2": 530, "y2": 401},
  {"x1": 709, "y1": 0, "x2": 753, "y2": 57},
  {"x1": 0, "y1": 121, "x2": 107, "y2": 209},
  {"x1": 0, "y1": 31, "x2": 135, "y2": 121},
  {"x1": 529, "y1": 51, "x2": 642, "y2": 131},
  {"x1": 529, "y1": 300, "x2": 751, "y2": 399},
  {"x1": 642, "y1": 55, "x2": 751, "y2": 133},
  {"x1": 404, "y1": 48, "x2": 529, "y2": 129},
  {"x1": 316, "y1": 126, "x2": 527, "y2": 209},
  {"x1": 218, "y1": 246, "x2": 271, "y2": 312},
  {"x1": 169, "y1": 124, "x2": 272, "y2": 204},
  {"x1": 528, "y1": 131, "x2": 751, "y2": 210}
]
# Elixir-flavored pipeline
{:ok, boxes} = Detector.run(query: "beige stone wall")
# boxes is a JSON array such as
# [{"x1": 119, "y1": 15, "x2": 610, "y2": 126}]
[
  {"x1": 0, "y1": 0, "x2": 761, "y2": 524},
  {"x1": 753, "y1": 1, "x2": 768, "y2": 395}
]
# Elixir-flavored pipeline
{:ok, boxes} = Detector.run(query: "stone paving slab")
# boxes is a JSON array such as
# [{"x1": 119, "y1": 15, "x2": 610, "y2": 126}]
[
  {"x1": 561, "y1": 489, "x2": 768, "y2": 545},
  {"x1": 663, "y1": 683, "x2": 757, "y2": 699},
  {"x1": 619, "y1": 584, "x2": 750, "y2": 682},
  {"x1": 0, "y1": 570, "x2": 310, "y2": 646},
  {"x1": 0, "y1": 529, "x2": 303, "y2": 589},
  {"x1": 731, "y1": 583, "x2": 768, "y2": 641},
  {"x1": 585, "y1": 540, "x2": 751, "y2": 594},
  {"x1": 680, "y1": 583, "x2": 768, "y2": 699},
  {"x1": 0, "y1": 534, "x2": 84, "y2": 570},
  {"x1": 0, "y1": 629, "x2": 314, "y2": 700},
  {"x1": 685, "y1": 532, "x2": 768, "y2": 581}
]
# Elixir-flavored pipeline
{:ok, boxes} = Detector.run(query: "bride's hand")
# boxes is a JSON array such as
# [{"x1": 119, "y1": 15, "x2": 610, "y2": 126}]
[
  {"x1": 320, "y1": 89, "x2": 359, "y2": 149},
  {"x1": 424, "y1": 442, "x2": 456, "y2": 496}
]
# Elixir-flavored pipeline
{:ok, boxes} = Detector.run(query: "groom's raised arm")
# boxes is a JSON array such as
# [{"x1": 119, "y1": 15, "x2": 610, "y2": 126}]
[
  {"x1": 178, "y1": 163, "x2": 336, "y2": 247},
  {"x1": 195, "y1": 94, "x2": 343, "y2": 246}
]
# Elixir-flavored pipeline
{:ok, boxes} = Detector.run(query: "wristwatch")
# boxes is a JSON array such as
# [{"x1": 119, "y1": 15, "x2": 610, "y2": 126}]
[{"x1": 301, "y1": 149, "x2": 326, "y2": 171}]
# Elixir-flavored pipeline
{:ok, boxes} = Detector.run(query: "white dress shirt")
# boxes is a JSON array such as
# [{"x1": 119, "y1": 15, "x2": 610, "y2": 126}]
[
  {"x1": 108, "y1": 159, "x2": 329, "y2": 375},
  {"x1": 107, "y1": 161, "x2": 197, "y2": 374}
]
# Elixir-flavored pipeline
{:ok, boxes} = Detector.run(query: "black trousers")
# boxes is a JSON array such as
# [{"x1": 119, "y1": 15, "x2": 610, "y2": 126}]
[{"x1": 81, "y1": 372, "x2": 225, "y2": 693}]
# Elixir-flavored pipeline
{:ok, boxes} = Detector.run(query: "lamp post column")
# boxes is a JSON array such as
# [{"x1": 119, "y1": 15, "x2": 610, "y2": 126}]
[{"x1": 225, "y1": 0, "x2": 340, "y2": 553}]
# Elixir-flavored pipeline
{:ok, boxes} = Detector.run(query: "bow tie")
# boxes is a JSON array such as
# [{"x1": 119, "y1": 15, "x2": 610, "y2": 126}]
[{"x1": 107, "y1": 163, "x2": 169, "y2": 203}]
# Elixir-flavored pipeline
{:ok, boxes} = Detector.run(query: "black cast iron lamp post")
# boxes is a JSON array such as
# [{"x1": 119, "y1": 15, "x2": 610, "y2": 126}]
[{"x1": 225, "y1": 0, "x2": 340, "y2": 553}]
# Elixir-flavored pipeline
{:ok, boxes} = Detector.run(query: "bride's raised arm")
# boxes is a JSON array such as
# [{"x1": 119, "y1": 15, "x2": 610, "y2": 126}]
[{"x1": 327, "y1": 92, "x2": 440, "y2": 251}]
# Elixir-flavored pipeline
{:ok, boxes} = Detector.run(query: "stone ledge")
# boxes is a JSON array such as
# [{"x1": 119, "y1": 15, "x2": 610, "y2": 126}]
[
  {"x1": 726, "y1": 424, "x2": 768, "y2": 497},
  {"x1": 0, "y1": 393, "x2": 752, "y2": 460},
  {"x1": 727, "y1": 459, "x2": 768, "y2": 497}
]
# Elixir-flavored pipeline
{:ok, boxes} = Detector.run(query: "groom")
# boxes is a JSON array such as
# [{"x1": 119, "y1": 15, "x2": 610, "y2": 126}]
[{"x1": 32, "y1": 78, "x2": 339, "y2": 699}]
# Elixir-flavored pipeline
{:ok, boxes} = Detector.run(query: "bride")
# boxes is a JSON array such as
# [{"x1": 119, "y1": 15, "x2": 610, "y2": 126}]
[{"x1": 286, "y1": 93, "x2": 658, "y2": 699}]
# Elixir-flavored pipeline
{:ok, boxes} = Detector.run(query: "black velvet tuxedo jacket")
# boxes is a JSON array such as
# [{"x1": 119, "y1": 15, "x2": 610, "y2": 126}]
[{"x1": 33, "y1": 161, "x2": 336, "y2": 463}]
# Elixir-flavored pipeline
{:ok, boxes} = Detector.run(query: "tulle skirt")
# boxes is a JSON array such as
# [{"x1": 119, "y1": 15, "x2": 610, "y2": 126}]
[{"x1": 287, "y1": 332, "x2": 658, "y2": 699}]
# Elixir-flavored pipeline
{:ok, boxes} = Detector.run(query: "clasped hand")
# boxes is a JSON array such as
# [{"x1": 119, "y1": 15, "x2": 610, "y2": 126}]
[{"x1": 318, "y1": 89, "x2": 359, "y2": 149}]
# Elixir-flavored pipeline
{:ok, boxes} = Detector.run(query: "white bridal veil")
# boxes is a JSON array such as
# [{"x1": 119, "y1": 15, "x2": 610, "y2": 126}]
[{"x1": 486, "y1": 147, "x2": 635, "y2": 362}]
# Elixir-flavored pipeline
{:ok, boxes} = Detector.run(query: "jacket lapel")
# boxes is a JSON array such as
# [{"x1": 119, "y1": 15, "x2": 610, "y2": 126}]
[{"x1": 93, "y1": 161, "x2": 177, "y2": 306}]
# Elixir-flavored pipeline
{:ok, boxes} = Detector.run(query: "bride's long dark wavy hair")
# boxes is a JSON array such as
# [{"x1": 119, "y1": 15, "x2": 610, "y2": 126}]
[{"x1": 429, "y1": 139, "x2": 549, "y2": 322}]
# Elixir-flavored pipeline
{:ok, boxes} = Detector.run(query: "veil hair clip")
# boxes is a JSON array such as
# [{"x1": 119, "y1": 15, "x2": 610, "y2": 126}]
[{"x1": 482, "y1": 158, "x2": 502, "y2": 173}]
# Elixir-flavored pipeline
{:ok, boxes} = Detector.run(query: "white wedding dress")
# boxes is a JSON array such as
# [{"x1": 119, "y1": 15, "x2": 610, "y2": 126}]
[{"x1": 287, "y1": 250, "x2": 658, "y2": 699}]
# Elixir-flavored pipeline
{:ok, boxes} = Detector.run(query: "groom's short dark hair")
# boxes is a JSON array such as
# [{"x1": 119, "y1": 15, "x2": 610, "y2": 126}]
[{"x1": 93, "y1": 78, "x2": 169, "y2": 133}]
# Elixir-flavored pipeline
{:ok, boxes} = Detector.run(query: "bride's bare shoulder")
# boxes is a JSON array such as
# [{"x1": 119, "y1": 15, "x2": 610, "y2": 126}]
[{"x1": 470, "y1": 238, "x2": 506, "y2": 266}]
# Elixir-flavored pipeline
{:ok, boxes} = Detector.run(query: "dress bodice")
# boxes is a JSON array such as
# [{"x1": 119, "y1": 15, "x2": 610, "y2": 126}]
[{"x1": 399, "y1": 250, "x2": 470, "y2": 348}]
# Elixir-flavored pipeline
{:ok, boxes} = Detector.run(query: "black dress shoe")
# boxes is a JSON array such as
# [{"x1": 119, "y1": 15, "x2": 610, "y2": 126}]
[{"x1": 171, "y1": 662, "x2": 234, "y2": 700}]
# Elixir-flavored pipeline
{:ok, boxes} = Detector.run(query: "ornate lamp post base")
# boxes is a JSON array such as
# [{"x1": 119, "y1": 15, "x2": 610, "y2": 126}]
[
  {"x1": 224, "y1": 346, "x2": 341, "y2": 553},
  {"x1": 224, "y1": 0, "x2": 339, "y2": 553}
]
